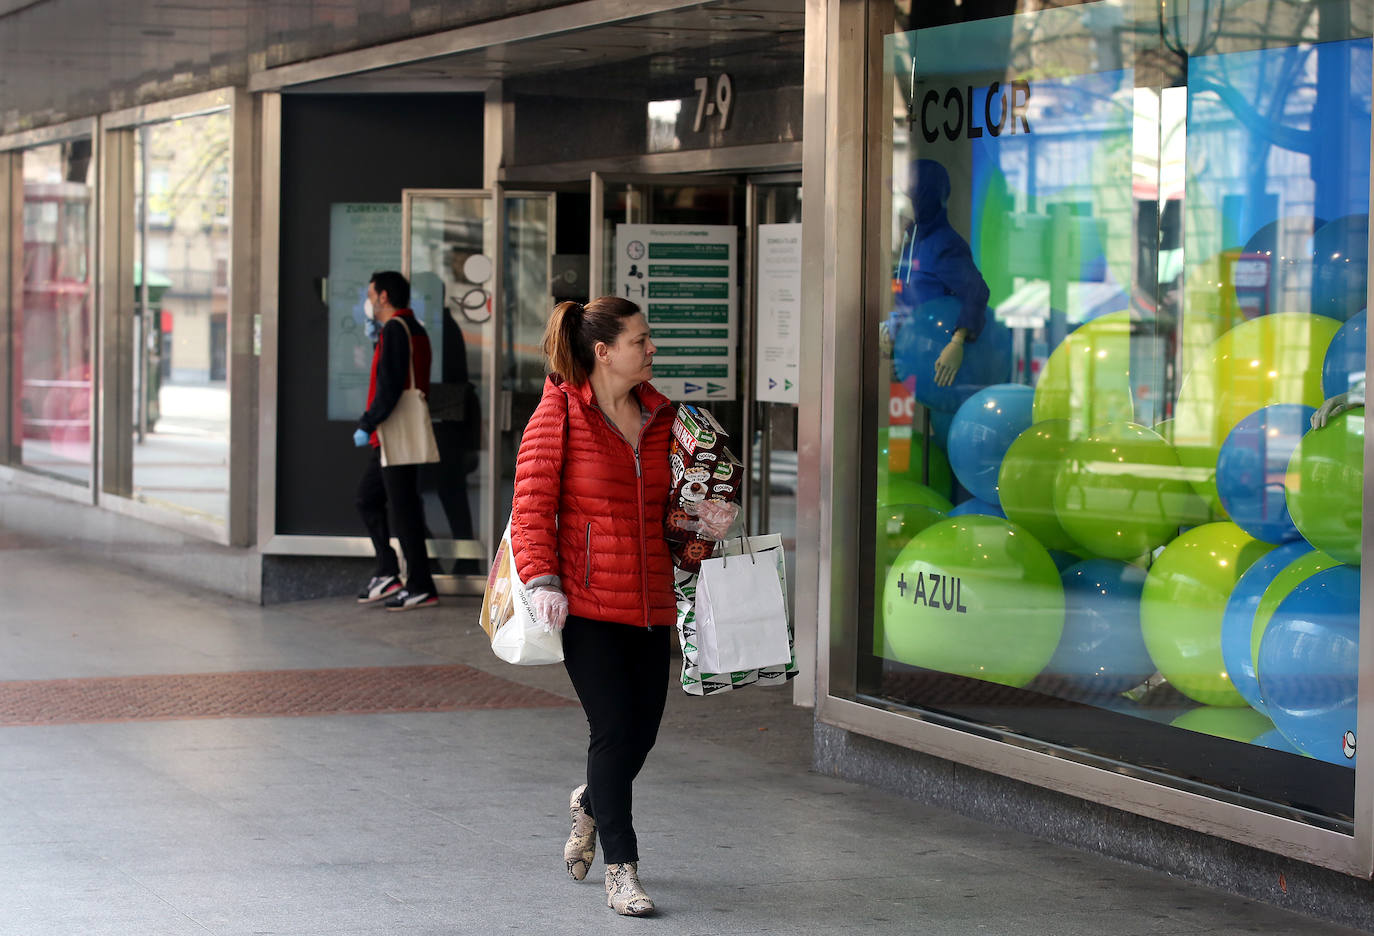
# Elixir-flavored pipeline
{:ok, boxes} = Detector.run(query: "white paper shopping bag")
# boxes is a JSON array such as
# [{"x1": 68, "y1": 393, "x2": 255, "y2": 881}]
[{"x1": 694, "y1": 541, "x2": 791, "y2": 673}]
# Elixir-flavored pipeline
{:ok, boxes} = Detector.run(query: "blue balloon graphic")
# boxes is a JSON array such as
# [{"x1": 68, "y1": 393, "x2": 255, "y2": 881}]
[
  {"x1": 1310, "y1": 214, "x2": 1368, "y2": 322},
  {"x1": 947, "y1": 384, "x2": 1035, "y2": 504},
  {"x1": 1043, "y1": 559, "x2": 1154, "y2": 697},
  {"x1": 1220, "y1": 540, "x2": 1309, "y2": 713},
  {"x1": 1258, "y1": 565, "x2": 1359, "y2": 767},
  {"x1": 1215, "y1": 404, "x2": 1315, "y2": 544},
  {"x1": 893, "y1": 297, "x2": 1014, "y2": 412},
  {"x1": 949, "y1": 497, "x2": 1006, "y2": 519},
  {"x1": 1322, "y1": 307, "x2": 1366, "y2": 398}
]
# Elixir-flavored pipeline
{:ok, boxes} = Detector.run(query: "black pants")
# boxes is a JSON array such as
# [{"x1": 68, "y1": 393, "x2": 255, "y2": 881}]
[
  {"x1": 562, "y1": 615, "x2": 671, "y2": 865},
  {"x1": 355, "y1": 447, "x2": 436, "y2": 595}
]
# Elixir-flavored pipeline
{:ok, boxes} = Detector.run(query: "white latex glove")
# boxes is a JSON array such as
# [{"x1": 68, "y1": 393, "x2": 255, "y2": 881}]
[
  {"x1": 682, "y1": 500, "x2": 740, "y2": 541},
  {"x1": 934, "y1": 337, "x2": 964, "y2": 387},
  {"x1": 529, "y1": 586, "x2": 568, "y2": 633},
  {"x1": 1312, "y1": 384, "x2": 1366, "y2": 429}
]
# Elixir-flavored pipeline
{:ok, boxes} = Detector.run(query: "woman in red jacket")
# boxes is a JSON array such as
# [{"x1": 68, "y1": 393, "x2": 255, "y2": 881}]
[{"x1": 509, "y1": 296, "x2": 732, "y2": 917}]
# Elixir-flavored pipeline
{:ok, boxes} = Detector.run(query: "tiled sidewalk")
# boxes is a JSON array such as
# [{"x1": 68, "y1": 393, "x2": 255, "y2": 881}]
[{"x1": 0, "y1": 537, "x2": 1364, "y2": 935}]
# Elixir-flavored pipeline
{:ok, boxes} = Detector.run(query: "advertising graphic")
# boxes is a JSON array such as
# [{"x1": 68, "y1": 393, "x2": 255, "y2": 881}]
[
  {"x1": 756, "y1": 222, "x2": 802, "y2": 404},
  {"x1": 616, "y1": 223, "x2": 737, "y2": 400}
]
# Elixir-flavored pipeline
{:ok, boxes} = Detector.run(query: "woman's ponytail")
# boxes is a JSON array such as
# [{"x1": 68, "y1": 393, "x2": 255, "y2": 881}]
[{"x1": 543, "y1": 300, "x2": 588, "y2": 385}]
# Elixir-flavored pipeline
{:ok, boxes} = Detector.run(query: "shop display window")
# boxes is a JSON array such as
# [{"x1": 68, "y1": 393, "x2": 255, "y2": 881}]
[
  {"x1": 864, "y1": 0, "x2": 1368, "y2": 828},
  {"x1": 131, "y1": 111, "x2": 232, "y2": 523}
]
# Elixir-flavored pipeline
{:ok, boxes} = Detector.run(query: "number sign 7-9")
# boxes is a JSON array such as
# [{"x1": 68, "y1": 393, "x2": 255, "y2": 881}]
[{"x1": 692, "y1": 74, "x2": 734, "y2": 133}]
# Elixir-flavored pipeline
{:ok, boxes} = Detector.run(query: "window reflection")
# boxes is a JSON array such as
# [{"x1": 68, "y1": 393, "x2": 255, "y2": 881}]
[
  {"x1": 132, "y1": 112, "x2": 232, "y2": 522},
  {"x1": 18, "y1": 140, "x2": 94, "y2": 484}
]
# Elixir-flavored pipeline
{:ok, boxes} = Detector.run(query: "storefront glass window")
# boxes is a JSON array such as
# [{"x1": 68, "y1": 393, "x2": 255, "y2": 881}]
[
  {"x1": 865, "y1": 0, "x2": 1368, "y2": 827},
  {"x1": 17, "y1": 139, "x2": 94, "y2": 484},
  {"x1": 132, "y1": 111, "x2": 231, "y2": 523}
]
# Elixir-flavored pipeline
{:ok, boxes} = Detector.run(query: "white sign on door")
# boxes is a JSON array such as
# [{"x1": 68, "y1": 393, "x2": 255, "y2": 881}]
[
  {"x1": 616, "y1": 223, "x2": 737, "y2": 401},
  {"x1": 756, "y1": 222, "x2": 802, "y2": 404}
]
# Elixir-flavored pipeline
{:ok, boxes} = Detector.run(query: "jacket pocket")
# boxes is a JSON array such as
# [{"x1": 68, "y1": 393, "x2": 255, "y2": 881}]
[{"x1": 583, "y1": 522, "x2": 593, "y2": 588}]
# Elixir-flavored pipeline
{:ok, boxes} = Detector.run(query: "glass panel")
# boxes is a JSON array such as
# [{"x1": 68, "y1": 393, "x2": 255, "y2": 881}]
[
  {"x1": 17, "y1": 139, "x2": 94, "y2": 484},
  {"x1": 408, "y1": 193, "x2": 492, "y2": 564},
  {"x1": 498, "y1": 193, "x2": 553, "y2": 535},
  {"x1": 132, "y1": 111, "x2": 231, "y2": 522},
  {"x1": 865, "y1": 0, "x2": 1366, "y2": 827},
  {"x1": 751, "y1": 181, "x2": 804, "y2": 606}
]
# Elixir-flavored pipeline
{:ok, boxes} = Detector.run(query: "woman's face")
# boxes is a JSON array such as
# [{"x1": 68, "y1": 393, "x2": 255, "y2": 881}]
[{"x1": 596, "y1": 313, "x2": 657, "y2": 385}]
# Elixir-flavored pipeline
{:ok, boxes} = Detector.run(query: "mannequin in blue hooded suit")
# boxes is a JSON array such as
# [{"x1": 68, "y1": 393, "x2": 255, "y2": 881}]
[{"x1": 891, "y1": 158, "x2": 991, "y2": 386}]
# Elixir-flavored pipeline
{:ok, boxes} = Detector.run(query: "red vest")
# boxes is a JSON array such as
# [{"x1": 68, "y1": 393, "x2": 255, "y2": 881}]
[{"x1": 510, "y1": 376, "x2": 676, "y2": 628}]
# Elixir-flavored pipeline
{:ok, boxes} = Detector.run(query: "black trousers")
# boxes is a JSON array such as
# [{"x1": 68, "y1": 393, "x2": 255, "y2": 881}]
[
  {"x1": 562, "y1": 615, "x2": 671, "y2": 865},
  {"x1": 355, "y1": 446, "x2": 436, "y2": 595}
]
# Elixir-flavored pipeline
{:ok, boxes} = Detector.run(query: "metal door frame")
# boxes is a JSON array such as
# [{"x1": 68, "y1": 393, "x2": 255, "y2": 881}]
[
  {"x1": 401, "y1": 187, "x2": 498, "y2": 567},
  {"x1": 400, "y1": 186, "x2": 558, "y2": 573},
  {"x1": 745, "y1": 171, "x2": 803, "y2": 536},
  {"x1": 493, "y1": 185, "x2": 557, "y2": 531}
]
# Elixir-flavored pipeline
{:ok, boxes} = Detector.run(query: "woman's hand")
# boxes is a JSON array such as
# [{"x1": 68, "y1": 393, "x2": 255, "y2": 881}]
[
  {"x1": 683, "y1": 500, "x2": 740, "y2": 541},
  {"x1": 529, "y1": 586, "x2": 568, "y2": 633}
]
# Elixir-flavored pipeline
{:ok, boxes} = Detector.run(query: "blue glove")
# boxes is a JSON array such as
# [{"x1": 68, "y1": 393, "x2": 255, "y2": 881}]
[{"x1": 353, "y1": 428, "x2": 370, "y2": 447}]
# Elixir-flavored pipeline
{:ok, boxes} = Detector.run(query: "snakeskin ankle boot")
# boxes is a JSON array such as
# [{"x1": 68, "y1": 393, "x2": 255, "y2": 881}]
[
  {"x1": 605, "y1": 861, "x2": 654, "y2": 916},
  {"x1": 563, "y1": 784, "x2": 597, "y2": 881}
]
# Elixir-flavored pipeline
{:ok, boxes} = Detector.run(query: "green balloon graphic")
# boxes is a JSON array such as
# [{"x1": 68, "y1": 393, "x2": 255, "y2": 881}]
[
  {"x1": 1140, "y1": 522, "x2": 1273, "y2": 706},
  {"x1": 880, "y1": 474, "x2": 954, "y2": 514},
  {"x1": 1053, "y1": 422, "x2": 1201, "y2": 560},
  {"x1": 1031, "y1": 311, "x2": 1135, "y2": 438},
  {"x1": 881, "y1": 515, "x2": 1065, "y2": 687},
  {"x1": 998, "y1": 419, "x2": 1078, "y2": 551},
  {"x1": 873, "y1": 501, "x2": 948, "y2": 658},
  {"x1": 1286, "y1": 408, "x2": 1363, "y2": 565},
  {"x1": 1170, "y1": 706, "x2": 1275, "y2": 743},
  {"x1": 878, "y1": 426, "x2": 954, "y2": 501}
]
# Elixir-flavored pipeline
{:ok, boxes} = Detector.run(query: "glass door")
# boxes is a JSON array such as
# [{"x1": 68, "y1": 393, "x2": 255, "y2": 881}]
[
  {"x1": 747, "y1": 174, "x2": 803, "y2": 601},
  {"x1": 402, "y1": 189, "x2": 494, "y2": 574},
  {"x1": 495, "y1": 188, "x2": 557, "y2": 536},
  {"x1": 588, "y1": 171, "x2": 749, "y2": 492}
]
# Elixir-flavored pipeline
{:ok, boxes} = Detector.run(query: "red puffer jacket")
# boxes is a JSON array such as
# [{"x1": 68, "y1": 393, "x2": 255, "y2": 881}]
[{"x1": 510, "y1": 375, "x2": 676, "y2": 629}]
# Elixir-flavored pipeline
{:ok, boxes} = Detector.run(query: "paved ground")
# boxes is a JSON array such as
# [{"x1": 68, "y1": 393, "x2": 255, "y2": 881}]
[{"x1": 0, "y1": 532, "x2": 1366, "y2": 935}]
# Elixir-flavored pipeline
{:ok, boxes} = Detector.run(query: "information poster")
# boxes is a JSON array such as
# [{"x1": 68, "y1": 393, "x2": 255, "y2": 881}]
[
  {"x1": 616, "y1": 223, "x2": 737, "y2": 400},
  {"x1": 756, "y1": 222, "x2": 802, "y2": 404},
  {"x1": 326, "y1": 203, "x2": 443, "y2": 421}
]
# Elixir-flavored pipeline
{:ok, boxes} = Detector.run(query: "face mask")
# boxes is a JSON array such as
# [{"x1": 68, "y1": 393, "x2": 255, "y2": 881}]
[{"x1": 363, "y1": 299, "x2": 375, "y2": 320}]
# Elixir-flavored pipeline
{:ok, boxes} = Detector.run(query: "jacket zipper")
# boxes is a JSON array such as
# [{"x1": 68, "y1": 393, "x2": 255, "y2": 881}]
[
  {"x1": 583, "y1": 522, "x2": 592, "y2": 588},
  {"x1": 591, "y1": 399, "x2": 669, "y2": 629}
]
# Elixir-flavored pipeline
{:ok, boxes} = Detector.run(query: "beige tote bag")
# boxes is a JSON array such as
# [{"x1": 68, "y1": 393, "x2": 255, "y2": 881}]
[{"x1": 376, "y1": 316, "x2": 440, "y2": 467}]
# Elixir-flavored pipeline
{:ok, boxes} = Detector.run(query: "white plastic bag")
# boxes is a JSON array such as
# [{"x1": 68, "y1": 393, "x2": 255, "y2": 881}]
[
  {"x1": 694, "y1": 537, "x2": 791, "y2": 673},
  {"x1": 479, "y1": 521, "x2": 564, "y2": 665}
]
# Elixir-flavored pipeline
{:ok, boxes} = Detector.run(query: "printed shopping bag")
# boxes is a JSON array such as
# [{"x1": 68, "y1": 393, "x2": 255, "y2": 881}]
[
  {"x1": 674, "y1": 534, "x2": 797, "y2": 696},
  {"x1": 479, "y1": 521, "x2": 564, "y2": 665}
]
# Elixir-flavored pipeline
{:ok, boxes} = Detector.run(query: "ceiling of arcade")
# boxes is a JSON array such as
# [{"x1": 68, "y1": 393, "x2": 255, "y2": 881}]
[{"x1": 0, "y1": 0, "x2": 803, "y2": 136}]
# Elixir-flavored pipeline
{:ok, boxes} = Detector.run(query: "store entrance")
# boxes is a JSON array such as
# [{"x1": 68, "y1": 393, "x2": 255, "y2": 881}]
[{"x1": 401, "y1": 169, "x2": 801, "y2": 586}]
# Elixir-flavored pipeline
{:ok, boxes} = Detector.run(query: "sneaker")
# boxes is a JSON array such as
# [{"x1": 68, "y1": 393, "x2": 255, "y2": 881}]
[
  {"x1": 356, "y1": 575, "x2": 402, "y2": 605},
  {"x1": 605, "y1": 862, "x2": 654, "y2": 916},
  {"x1": 564, "y1": 784, "x2": 597, "y2": 881},
  {"x1": 384, "y1": 588, "x2": 439, "y2": 612}
]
